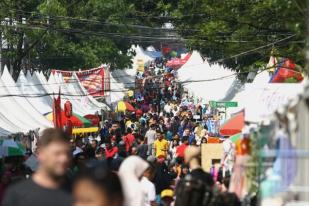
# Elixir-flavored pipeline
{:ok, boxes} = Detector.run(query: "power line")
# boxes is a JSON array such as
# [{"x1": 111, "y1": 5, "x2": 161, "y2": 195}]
[{"x1": 214, "y1": 34, "x2": 296, "y2": 63}]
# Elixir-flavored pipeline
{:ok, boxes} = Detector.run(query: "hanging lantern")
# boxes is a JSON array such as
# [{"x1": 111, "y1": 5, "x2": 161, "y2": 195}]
[{"x1": 64, "y1": 100, "x2": 73, "y2": 118}]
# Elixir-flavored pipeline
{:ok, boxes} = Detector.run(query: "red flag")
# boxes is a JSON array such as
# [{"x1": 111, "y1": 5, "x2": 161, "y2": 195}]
[{"x1": 52, "y1": 89, "x2": 62, "y2": 128}]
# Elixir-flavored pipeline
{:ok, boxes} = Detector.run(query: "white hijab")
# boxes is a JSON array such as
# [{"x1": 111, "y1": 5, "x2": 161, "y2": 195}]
[{"x1": 119, "y1": 156, "x2": 149, "y2": 206}]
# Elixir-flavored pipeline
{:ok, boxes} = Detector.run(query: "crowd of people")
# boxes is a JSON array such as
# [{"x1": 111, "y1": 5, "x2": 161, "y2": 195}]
[{"x1": 0, "y1": 59, "x2": 242, "y2": 206}]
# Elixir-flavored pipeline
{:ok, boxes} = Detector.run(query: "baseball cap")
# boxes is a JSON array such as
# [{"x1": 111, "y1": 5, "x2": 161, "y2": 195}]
[{"x1": 161, "y1": 189, "x2": 174, "y2": 198}]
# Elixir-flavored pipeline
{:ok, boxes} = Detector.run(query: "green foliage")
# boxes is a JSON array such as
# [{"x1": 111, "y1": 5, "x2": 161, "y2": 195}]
[
  {"x1": 0, "y1": 0, "x2": 306, "y2": 78},
  {"x1": 0, "y1": 0, "x2": 137, "y2": 78},
  {"x1": 169, "y1": 0, "x2": 306, "y2": 73}
]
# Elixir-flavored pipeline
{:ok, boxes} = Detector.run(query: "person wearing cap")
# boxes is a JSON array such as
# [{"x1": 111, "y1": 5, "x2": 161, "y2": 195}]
[{"x1": 160, "y1": 189, "x2": 174, "y2": 206}]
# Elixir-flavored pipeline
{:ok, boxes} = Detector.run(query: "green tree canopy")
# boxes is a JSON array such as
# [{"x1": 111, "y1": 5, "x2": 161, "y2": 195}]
[
  {"x1": 168, "y1": 0, "x2": 306, "y2": 74},
  {"x1": 0, "y1": 0, "x2": 142, "y2": 78}
]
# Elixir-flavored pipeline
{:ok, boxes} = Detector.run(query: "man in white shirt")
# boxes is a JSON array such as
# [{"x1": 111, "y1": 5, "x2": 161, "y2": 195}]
[
  {"x1": 145, "y1": 124, "x2": 157, "y2": 156},
  {"x1": 164, "y1": 102, "x2": 172, "y2": 114},
  {"x1": 140, "y1": 164, "x2": 156, "y2": 206}
]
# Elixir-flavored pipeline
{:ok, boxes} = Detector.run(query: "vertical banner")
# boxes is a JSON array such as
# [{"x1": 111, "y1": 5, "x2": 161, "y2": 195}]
[
  {"x1": 52, "y1": 91, "x2": 62, "y2": 128},
  {"x1": 52, "y1": 66, "x2": 107, "y2": 97},
  {"x1": 137, "y1": 59, "x2": 144, "y2": 72}
]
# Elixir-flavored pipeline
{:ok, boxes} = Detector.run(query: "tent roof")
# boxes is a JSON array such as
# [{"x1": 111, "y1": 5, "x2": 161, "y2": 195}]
[{"x1": 220, "y1": 112, "x2": 245, "y2": 136}]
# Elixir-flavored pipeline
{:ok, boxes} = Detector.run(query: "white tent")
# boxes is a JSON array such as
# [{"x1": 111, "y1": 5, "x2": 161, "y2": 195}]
[
  {"x1": 70, "y1": 73, "x2": 108, "y2": 110},
  {"x1": 51, "y1": 73, "x2": 90, "y2": 115},
  {"x1": 109, "y1": 69, "x2": 135, "y2": 104},
  {"x1": 0, "y1": 67, "x2": 52, "y2": 133},
  {"x1": 16, "y1": 71, "x2": 52, "y2": 115},
  {"x1": 130, "y1": 45, "x2": 155, "y2": 72},
  {"x1": 1, "y1": 67, "x2": 52, "y2": 128},
  {"x1": 31, "y1": 71, "x2": 53, "y2": 108},
  {"x1": 178, "y1": 51, "x2": 236, "y2": 102},
  {"x1": 228, "y1": 82, "x2": 305, "y2": 123}
]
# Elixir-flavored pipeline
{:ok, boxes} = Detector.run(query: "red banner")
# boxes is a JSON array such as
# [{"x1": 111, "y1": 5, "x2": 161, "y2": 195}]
[
  {"x1": 52, "y1": 91, "x2": 62, "y2": 129},
  {"x1": 52, "y1": 67, "x2": 107, "y2": 97}
]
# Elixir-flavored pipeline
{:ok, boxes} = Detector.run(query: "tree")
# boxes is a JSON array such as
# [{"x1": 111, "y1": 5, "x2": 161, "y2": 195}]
[
  {"x1": 0, "y1": 0, "x2": 139, "y2": 79},
  {"x1": 168, "y1": 0, "x2": 306, "y2": 74}
]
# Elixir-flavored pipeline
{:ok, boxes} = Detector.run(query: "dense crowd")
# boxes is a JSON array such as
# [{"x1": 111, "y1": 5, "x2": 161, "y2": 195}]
[{"x1": 0, "y1": 59, "x2": 242, "y2": 206}]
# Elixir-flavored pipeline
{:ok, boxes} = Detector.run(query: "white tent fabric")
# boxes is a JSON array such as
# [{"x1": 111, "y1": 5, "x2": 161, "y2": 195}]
[
  {"x1": 228, "y1": 82, "x2": 305, "y2": 123},
  {"x1": 16, "y1": 71, "x2": 52, "y2": 115},
  {"x1": 178, "y1": 51, "x2": 236, "y2": 102},
  {"x1": 130, "y1": 45, "x2": 155, "y2": 72},
  {"x1": 70, "y1": 73, "x2": 108, "y2": 110},
  {"x1": 252, "y1": 70, "x2": 272, "y2": 85},
  {"x1": 48, "y1": 72, "x2": 107, "y2": 115},
  {"x1": 109, "y1": 69, "x2": 135, "y2": 104},
  {"x1": 31, "y1": 71, "x2": 53, "y2": 108},
  {"x1": 51, "y1": 73, "x2": 89, "y2": 115},
  {"x1": 1, "y1": 67, "x2": 52, "y2": 128},
  {"x1": 0, "y1": 67, "x2": 52, "y2": 133}
]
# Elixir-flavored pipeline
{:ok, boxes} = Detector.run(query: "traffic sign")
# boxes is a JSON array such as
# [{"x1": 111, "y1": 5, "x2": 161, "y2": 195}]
[{"x1": 209, "y1": 101, "x2": 238, "y2": 108}]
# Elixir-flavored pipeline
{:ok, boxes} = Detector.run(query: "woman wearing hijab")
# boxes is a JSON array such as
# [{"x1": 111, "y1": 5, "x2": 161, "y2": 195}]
[{"x1": 118, "y1": 156, "x2": 149, "y2": 206}]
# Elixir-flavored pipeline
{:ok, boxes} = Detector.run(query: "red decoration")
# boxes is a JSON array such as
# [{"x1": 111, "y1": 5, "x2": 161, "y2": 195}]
[
  {"x1": 84, "y1": 114, "x2": 100, "y2": 126},
  {"x1": 166, "y1": 53, "x2": 191, "y2": 69},
  {"x1": 51, "y1": 67, "x2": 106, "y2": 97},
  {"x1": 53, "y1": 111, "x2": 86, "y2": 127},
  {"x1": 52, "y1": 90, "x2": 62, "y2": 128},
  {"x1": 162, "y1": 47, "x2": 171, "y2": 55},
  {"x1": 220, "y1": 112, "x2": 245, "y2": 136},
  {"x1": 64, "y1": 100, "x2": 73, "y2": 118},
  {"x1": 270, "y1": 58, "x2": 303, "y2": 83}
]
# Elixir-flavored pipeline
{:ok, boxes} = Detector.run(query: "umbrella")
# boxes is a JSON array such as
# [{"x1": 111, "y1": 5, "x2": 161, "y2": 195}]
[
  {"x1": 220, "y1": 112, "x2": 245, "y2": 136},
  {"x1": 230, "y1": 132, "x2": 242, "y2": 143},
  {"x1": 45, "y1": 111, "x2": 92, "y2": 127},
  {"x1": 166, "y1": 53, "x2": 191, "y2": 69},
  {"x1": 116, "y1": 101, "x2": 135, "y2": 112},
  {"x1": 0, "y1": 139, "x2": 26, "y2": 157}
]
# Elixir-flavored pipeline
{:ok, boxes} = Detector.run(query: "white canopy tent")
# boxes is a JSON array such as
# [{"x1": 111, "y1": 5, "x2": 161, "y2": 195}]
[
  {"x1": 16, "y1": 71, "x2": 52, "y2": 115},
  {"x1": 228, "y1": 82, "x2": 306, "y2": 123},
  {"x1": 178, "y1": 51, "x2": 237, "y2": 102},
  {"x1": 0, "y1": 67, "x2": 52, "y2": 133},
  {"x1": 70, "y1": 73, "x2": 108, "y2": 110},
  {"x1": 1, "y1": 67, "x2": 52, "y2": 128},
  {"x1": 130, "y1": 45, "x2": 155, "y2": 72},
  {"x1": 109, "y1": 69, "x2": 135, "y2": 104}
]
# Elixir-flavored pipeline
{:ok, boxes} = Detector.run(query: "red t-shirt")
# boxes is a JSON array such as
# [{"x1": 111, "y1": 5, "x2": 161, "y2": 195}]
[
  {"x1": 123, "y1": 133, "x2": 135, "y2": 152},
  {"x1": 105, "y1": 146, "x2": 118, "y2": 159},
  {"x1": 176, "y1": 144, "x2": 188, "y2": 158}
]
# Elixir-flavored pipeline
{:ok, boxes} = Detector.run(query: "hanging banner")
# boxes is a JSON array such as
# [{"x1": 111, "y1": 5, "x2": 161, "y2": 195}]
[
  {"x1": 52, "y1": 67, "x2": 106, "y2": 97},
  {"x1": 137, "y1": 59, "x2": 144, "y2": 72}
]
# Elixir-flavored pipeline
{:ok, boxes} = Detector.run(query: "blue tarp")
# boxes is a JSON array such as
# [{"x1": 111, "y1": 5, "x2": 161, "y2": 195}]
[{"x1": 144, "y1": 51, "x2": 162, "y2": 58}]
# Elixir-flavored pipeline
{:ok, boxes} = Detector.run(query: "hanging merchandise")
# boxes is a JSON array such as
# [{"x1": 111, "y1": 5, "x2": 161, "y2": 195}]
[{"x1": 229, "y1": 155, "x2": 251, "y2": 199}]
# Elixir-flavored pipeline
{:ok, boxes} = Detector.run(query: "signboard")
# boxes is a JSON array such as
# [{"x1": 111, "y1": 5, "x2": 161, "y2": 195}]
[
  {"x1": 209, "y1": 101, "x2": 238, "y2": 108},
  {"x1": 52, "y1": 67, "x2": 106, "y2": 97},
  {"x1": 137, "y1": 59, "x2": 144, "y2": 72}
]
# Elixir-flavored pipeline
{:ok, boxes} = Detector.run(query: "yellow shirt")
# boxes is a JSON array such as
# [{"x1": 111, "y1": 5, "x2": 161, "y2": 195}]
[
  {"x1": 154, "y1": 139, "x2": 169, "y2": 158},
  {"x1": 125, "y1": 120, "x2": 132, "y2": 129}
]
